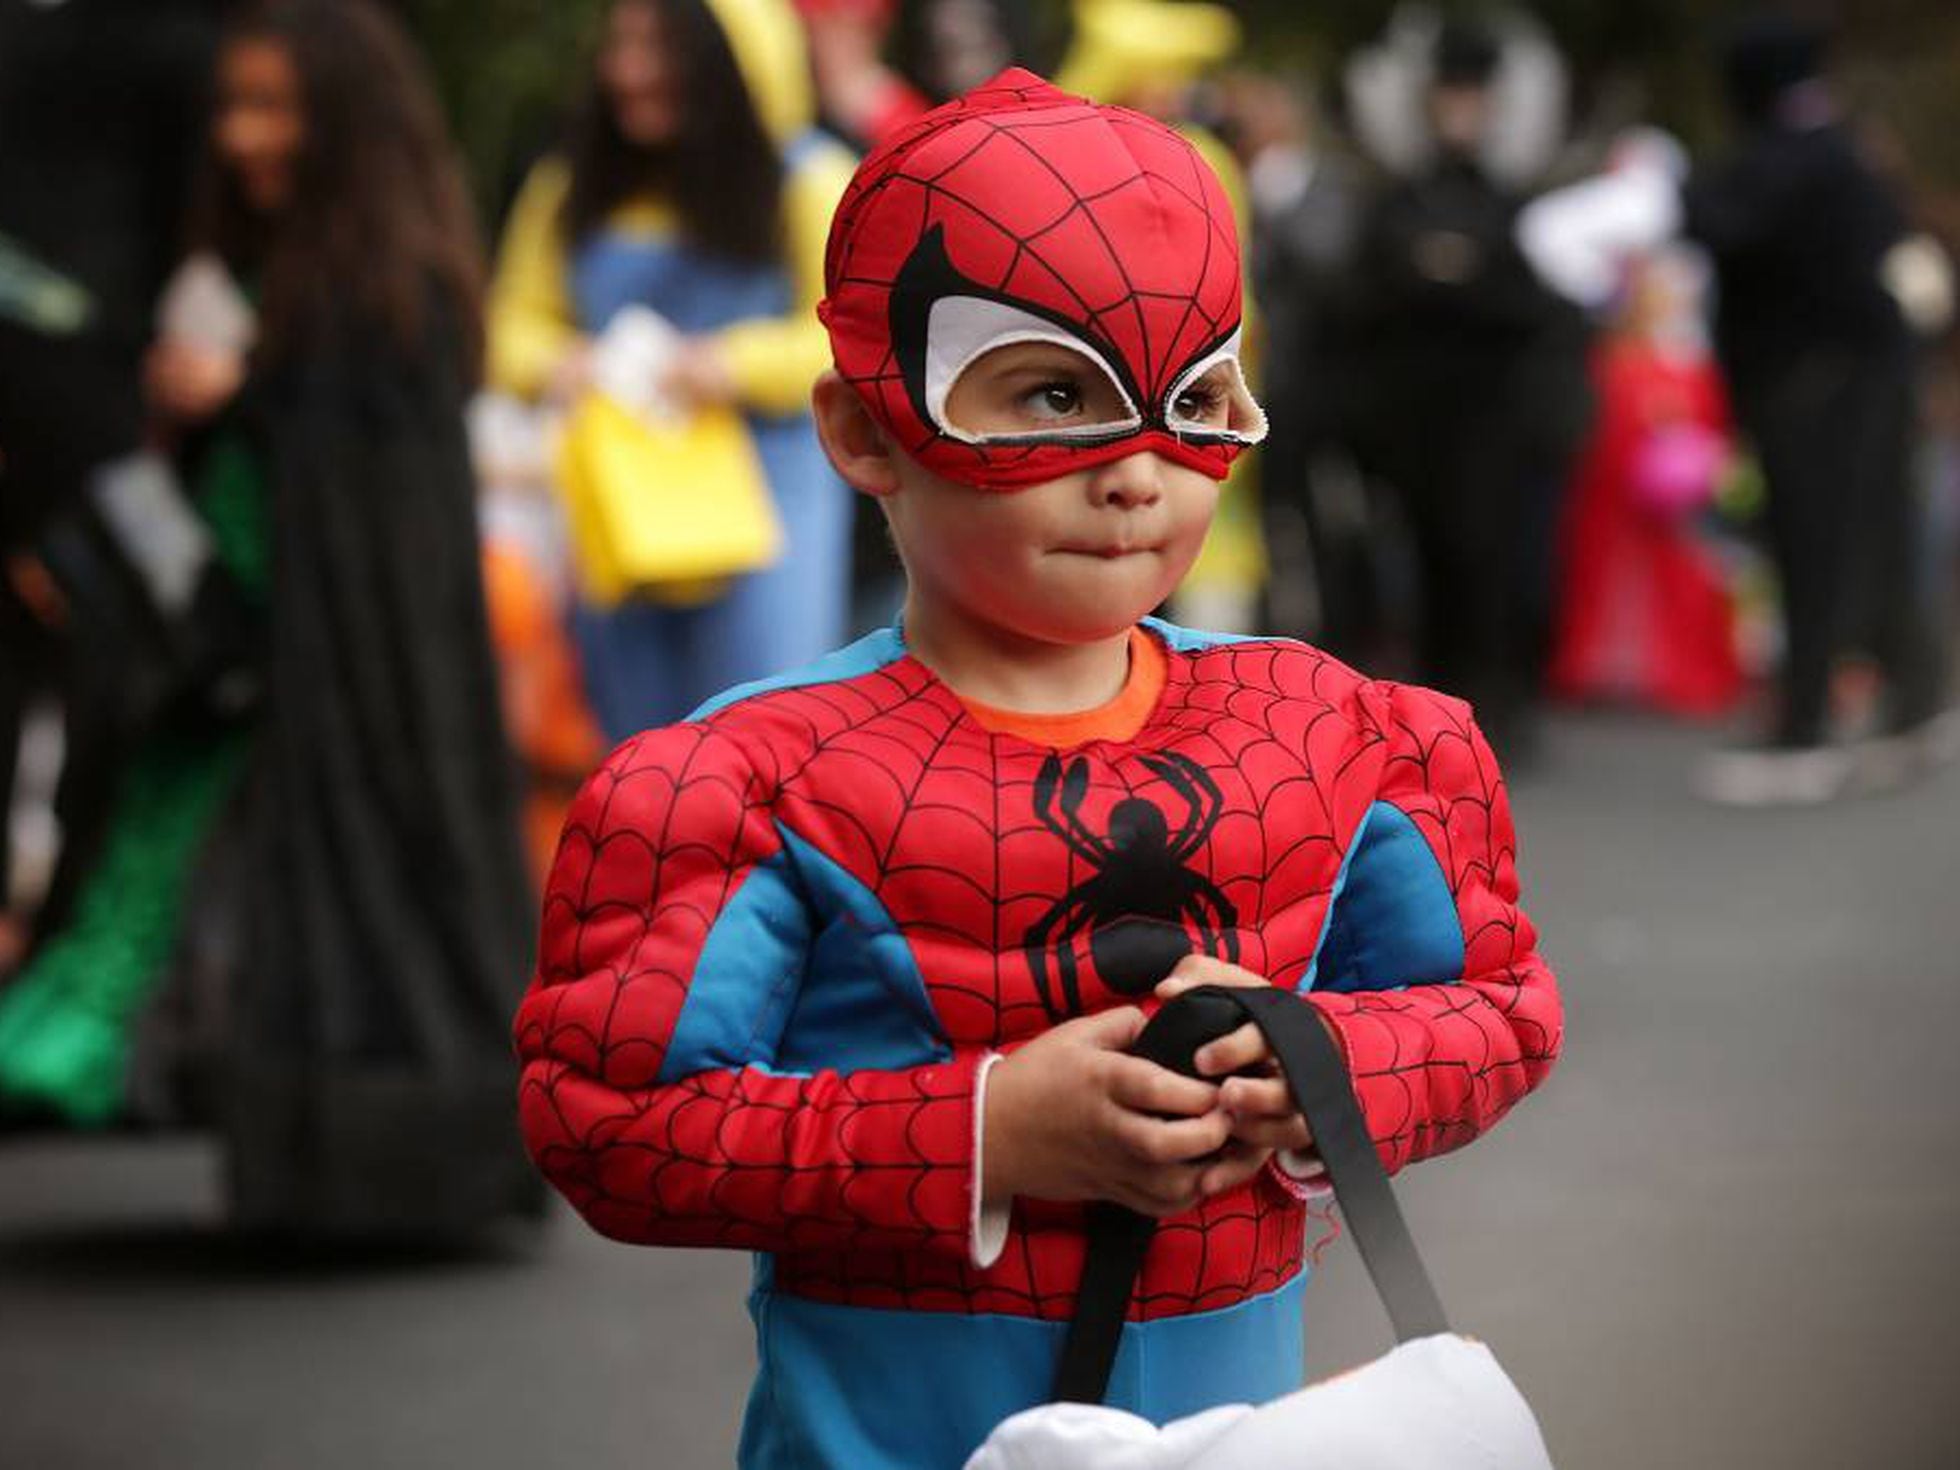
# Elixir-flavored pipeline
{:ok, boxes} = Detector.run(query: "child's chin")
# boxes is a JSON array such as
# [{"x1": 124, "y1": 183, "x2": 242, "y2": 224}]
[{"x1": 1023, "y1": 596, "x2": 1161, "y2": 646}]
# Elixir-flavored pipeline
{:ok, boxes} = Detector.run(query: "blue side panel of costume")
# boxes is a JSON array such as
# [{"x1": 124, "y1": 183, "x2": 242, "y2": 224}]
[
  {"x1": 1306, "y1": 801, "x2": 1465, "y2": 993},
  {"x1": 659, "y1": 846, "x2": 810, "y2": 1082},
  {"x1": 774, "y1": 826, "x2": 950, "y2": 1072},
  {"x1": 1139, "y1": 616, "x2": 1269, "y2": 652},
  {"x1": 689, "y1": 625, "x2": 908, "y2": 721},
  {"x1": 660, "y1": 818, "x2": 947, "y2": 1081},
  {"x1": 739, "y1": 1275, "x2": 1306, "y2": 1470}
]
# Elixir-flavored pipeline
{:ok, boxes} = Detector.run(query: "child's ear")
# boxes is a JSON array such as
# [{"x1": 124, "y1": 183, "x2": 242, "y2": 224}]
[{"x1": 812, "y1": 371, "x2": 901, "y2": 498}]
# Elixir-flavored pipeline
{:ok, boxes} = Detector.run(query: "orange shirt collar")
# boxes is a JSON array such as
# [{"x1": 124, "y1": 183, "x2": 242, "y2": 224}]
[{"x1": 958, "y1": 626, "x2": 1168, "y2": 748}]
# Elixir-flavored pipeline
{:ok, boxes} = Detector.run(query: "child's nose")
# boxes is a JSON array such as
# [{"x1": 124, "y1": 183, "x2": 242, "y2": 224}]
[{"x1": 1088, "y1": 452, "x2": 1166, "y2": 509}]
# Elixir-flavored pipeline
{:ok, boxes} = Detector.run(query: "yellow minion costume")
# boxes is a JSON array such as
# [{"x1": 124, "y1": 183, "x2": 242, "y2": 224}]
[{"x1": 487, "y1": 0, "x2": 858, "y2": 737}]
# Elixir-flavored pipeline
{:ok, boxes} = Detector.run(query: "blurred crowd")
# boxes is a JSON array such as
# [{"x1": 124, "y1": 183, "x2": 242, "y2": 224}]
[{"x1": 1, "y1": 0, "x2": 1955, "y2": 1232}]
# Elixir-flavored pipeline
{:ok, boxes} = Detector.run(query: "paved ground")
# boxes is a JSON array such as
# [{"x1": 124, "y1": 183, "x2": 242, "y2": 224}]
[{"x1": 4, "y1": 713, "x2": 1958, "y2": 1469}]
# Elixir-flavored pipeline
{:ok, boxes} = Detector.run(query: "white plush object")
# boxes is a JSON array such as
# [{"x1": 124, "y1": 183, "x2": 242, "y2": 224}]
[
  {"x1": 966, "y1": 1403, "x2": 1253, "y2": 1470},
  {"x1": 156, "y1": 253, "x2": 257, "y2": 355},
  {"x1": 590, "y1": 304, "x2": 685, "y2": 424},
  {"x1": 965, "y1": 1335, "x2": 1553, "y2": 1470},
  {"x1": 1515, "y1": 130, "x2": 1685, "y2": 309}
]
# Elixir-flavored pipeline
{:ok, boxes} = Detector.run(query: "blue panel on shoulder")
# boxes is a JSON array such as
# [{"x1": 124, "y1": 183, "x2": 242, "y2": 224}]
[
  {"x1": 689, "y1": 625, "x2": 908, "y2": 721},
  {"x1": 738, "y1": 1276, "x2": 1306, "y2": 1470},
  {"x1": 659, "y1": 847, "x2": 812, "y2": 1083},
  {"x1": 1138, "y1": 616, "x2": 1272, "y2": 652},
  {"x1": 773, "y1": 826, "x2": 950, "y2": 1072},
  {"x1": 1309, "y1": 801, "x2": 1465, "y2": 993},
  {"x1": 660, "y1": 822, "x2": 950, "y2": 1080}
]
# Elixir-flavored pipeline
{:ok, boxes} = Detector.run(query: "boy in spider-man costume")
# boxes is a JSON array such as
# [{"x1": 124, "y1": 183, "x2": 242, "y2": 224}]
[{"x1": 516, "y1": 69, "x2": 1561, "y2": 1470}]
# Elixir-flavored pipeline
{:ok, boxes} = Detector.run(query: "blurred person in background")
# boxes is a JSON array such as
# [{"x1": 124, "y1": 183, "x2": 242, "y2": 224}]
[
  {"x1": 470, "y1": 398, "x2": 608, "y2": 888},
  {"x1": 0, "y1": 0, "x2": 219, "y2": 975},
  {"x1": 802, "y1": 0, "x2": 1062, "y2": 151},
  {"x1": 1546, "y1": 243, "x2": 1743, "y2": 718},
  {"x1": 487, "y1": 0, "x2": 856, "y2": 740},
  {"x1": 1349, "y1": 18, "x2": 1591, "y2": 760},
  {"x1": 0, "y1": 0, "x2": 538, "y2": 1240},
  {"x1": 1222, "y1": 69, "x2": 1372, "y2": 658},
  {"x1": 1686, "y1": 15, "x2": 1950, "y2": 804}
]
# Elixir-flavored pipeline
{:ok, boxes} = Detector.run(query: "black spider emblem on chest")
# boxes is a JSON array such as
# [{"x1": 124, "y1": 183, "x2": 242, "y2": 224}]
[{"x1": 1023, "y1": 751, "x2": 1240, "y2": 1020}]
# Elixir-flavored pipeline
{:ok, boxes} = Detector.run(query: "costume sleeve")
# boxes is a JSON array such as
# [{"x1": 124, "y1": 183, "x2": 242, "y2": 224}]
[
  {"x1": 711, "y1": 140, "x2": 857, "y2": 416},
  {"x1": 1302, "y1": 682, "x2": 1563, "y2": 1174},
  {"x1": 514, "y1": 726, "x2": 986, "y2": 1258},
  {"x1": 486, "y1": 158, "x2": 581, "y2": 400}
]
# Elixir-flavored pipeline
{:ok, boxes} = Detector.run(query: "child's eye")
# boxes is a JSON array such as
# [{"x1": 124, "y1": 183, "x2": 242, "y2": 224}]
[
  {"x1": 1022, "y1": 381, "x2": 1084, "y2": 420},
  {"x1": 1171, "y1": 381, "x2": 1227, "y2": 427}
]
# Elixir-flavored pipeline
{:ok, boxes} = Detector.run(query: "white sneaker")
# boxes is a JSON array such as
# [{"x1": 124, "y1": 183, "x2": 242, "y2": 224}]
[
  {"x1": 1850, "y1": 709, "x2": 1960, "y2": 794},
  {"x1": 1695, "y1": 743, "x2": 1852, "y2": 807},
  {"x1": 1916, "y1": 709, "x2": 1960, "y2": 768}
]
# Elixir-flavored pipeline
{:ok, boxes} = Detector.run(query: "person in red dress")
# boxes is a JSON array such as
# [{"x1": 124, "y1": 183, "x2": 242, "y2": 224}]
[{"x1": 1548, "y1": 248, "x2": 1744, "y2": 717}]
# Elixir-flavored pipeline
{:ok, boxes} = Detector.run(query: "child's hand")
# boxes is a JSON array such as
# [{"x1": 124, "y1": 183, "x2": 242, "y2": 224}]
[
  {"x1": 659, "y1": 338, "x2": 738, "y2": 412},
  {"x1": 545, "y1": 338, "x2": 596, "y2": 404},
  {"x1": 982, "y1": 1006, "x2": 1233, "y2": 1219},
  {"x1": 1156, "y1": 956, "x2": 1319, "y2": 1193}
]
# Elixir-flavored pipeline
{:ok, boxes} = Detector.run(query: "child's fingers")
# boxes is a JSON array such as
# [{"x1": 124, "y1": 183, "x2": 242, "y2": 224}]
[
  {"x1": 1112, "y1": 1164, "x2": 1208, "y2": 1219},
  {"x1": 1224, "y1": 1113, "x2": 1314, "y2": 1151},
  {"x1": 1194, "y1": 1023, "x2": 1270, "y2": 1077},
  {"x1": 1197, "y1": 1144, "x2": 1272, "y2": 1198},
  {"x1": 1219, "y1": 1076, "x2": 1313, "y2": 1150},
  {"x1": 1111, "y1": 1104, "x2": 1232, "y2": 1165},
  {"x1": 1218, "y1": 1074, "x2": 1299, "y2": 1120},
  {"x1": 1105, "y1": 1054, "x2": 1219, "y2": 1117},
  {"x1": 1155, "y1": 953, "x2": 1272, "y2": 998},
  {"x1": 1068, "y1": 1005, "x2": 1148, "y2": 1051}
]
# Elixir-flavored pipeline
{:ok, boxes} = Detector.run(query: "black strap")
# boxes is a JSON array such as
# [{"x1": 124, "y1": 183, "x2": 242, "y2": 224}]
[
  {"x1": 1232, "y1": 987, "x2": 1450, "y2": 1342},
  {"x1": 1050, "y1": 1203, "x2": 1157, "y2": 1404},
  {"x1": 1050, "y1": 985, "x2": 1450, "y2": 1404}
]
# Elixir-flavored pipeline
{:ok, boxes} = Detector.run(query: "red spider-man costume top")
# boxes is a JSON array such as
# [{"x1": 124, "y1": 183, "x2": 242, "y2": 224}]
[
  {"x1": 819, "y1": 68, "x2": 1265, "y2": 490},
  {"x1": 515, "y1": 624, "x2": 1562, "y2": 1470}
]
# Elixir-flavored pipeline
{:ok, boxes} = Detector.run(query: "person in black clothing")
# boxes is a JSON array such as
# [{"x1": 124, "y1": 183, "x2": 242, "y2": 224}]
[
  {"x1": 1349, "y1": 22, "x2": 1590, "y2": 759},
  {"x1": 0, "y1": 0, "x2": 220, "y2": 961},
  {"x1": 1227, "y1": 72, "x2": 1374, "y2": 659},
  {"x1": 2, "y1": 0, "x2": 539, "y2": 1238},
  {"x1": 1687, "y1": 17, "x2": 1949, "y2": 804}
]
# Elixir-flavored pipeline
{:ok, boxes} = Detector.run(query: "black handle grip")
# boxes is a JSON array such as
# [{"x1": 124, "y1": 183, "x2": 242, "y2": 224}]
[{"x1": 1128, "y1": 991, "x2": 1247, "y2": 1078}]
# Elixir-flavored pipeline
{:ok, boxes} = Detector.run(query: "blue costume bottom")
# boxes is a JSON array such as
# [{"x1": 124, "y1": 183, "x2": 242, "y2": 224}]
[
  {"x1": 737, "y1": 1271, "x2": 1307, "y2": 1470},
  {"x1": 572, "y1": 415, "x2": 853, "y2": 740}
]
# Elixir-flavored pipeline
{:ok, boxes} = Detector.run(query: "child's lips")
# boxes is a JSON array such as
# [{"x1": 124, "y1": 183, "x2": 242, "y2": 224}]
[{"x1": 1057, "y1": 541, "x2": 1159, "y2": 559}]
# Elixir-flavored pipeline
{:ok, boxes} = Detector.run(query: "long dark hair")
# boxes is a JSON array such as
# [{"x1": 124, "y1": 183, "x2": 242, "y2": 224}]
[
  {"x1": 191, "y1": 0, "x2": 485, "y2": 376},
  {"x1": 561, "y1": 0, "x2": 783, "y2": 265}
]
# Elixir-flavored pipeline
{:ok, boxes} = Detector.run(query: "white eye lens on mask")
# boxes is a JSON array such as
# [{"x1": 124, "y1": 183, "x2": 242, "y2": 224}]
[
  {"x1": 925, "y1": 295, "x2": 1268, "y2": 451},
  {"x1": 927, "y1": 296, "x2": 1143, "y2": 446},
  {"x1": 1161, "y1": 333, "x2": 1268, "y2": 445}
]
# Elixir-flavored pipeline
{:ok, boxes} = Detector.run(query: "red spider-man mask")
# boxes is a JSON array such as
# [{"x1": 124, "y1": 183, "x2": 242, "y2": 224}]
[{"x1": 819, "y1": 68, "x2": 1266, "y2": 492}]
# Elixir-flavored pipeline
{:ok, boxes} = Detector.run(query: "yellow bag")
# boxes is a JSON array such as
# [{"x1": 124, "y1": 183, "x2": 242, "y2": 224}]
[{"x1": 557, "y1": 393, "x2": 783, "y2": 608}]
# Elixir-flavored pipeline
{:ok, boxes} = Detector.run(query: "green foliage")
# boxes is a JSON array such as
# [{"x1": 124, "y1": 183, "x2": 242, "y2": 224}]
[{"x1": 403, "y1": 0, "x2": 609, "y2": 222}]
